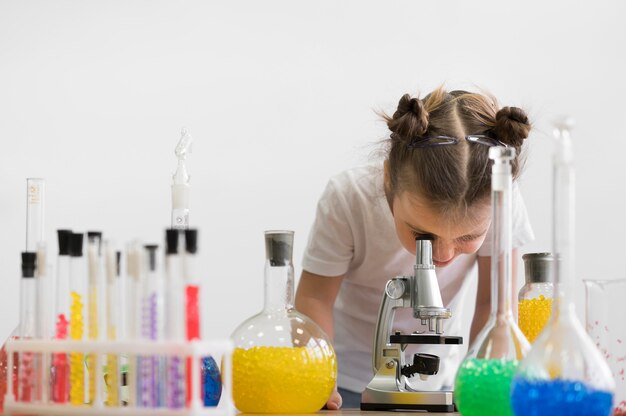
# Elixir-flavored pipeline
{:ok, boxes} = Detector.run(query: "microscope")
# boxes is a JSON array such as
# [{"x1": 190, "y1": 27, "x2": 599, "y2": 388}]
[{"x1": 360, "y1": 238, "x2": 463, "y2": 412}]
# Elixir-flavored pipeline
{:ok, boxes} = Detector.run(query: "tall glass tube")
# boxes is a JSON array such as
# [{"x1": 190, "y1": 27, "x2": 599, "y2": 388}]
[
  {"x1": 52, "y1": 230, "x2": 72, "y2": 403},
  {"x1": 454, "y1": 147, "x2": 529, "y2": 416},
  {"x1": 18, "y1": 252, "x2": 40, "y2": 403},
  {"x1": 172, "y1": 129, "x2": 191, "y2": 230},
  {"x1": 68, "y1": 232, "x2": 86, "y2": 406},
  {"x1": 510, "y1": 121, "x2": 615, "y2": 416},
  {"x1": 26, "y1": 178, "x2": 44, "y2": 252}
]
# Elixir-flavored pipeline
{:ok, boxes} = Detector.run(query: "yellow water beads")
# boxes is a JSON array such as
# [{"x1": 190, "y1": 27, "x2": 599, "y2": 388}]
[
  {"x1": 69, "y1": 291, "x2": 85, "y2": 405},
  {"x1": 518, "y1": 295, "x2": 552, "y2": 343},
  {"x1": 233, "y1": 346, "x2": 337, "y2": 413}
]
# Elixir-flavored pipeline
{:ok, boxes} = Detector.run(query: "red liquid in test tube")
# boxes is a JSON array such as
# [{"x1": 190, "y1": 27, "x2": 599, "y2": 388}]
[
  {"x1": 186, "y1": 285, "x2": 200, "y2": 405},
  {"x1": 52, "y1": 313, "x2": 70, "y2": 403}
]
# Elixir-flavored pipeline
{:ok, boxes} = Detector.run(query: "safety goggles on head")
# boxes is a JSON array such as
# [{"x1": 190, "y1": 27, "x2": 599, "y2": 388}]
[{"x1": 406, "y1": 134, "x2": 508, "y2": 149}]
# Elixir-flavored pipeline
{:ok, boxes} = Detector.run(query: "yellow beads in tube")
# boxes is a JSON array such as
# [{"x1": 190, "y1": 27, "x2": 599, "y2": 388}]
[
  {"x1": 69, "y1": 291, "x2": 85, "y2": 405},
  {"x1": 518, "y1": 295, "x2": 552, "y2": 343}
]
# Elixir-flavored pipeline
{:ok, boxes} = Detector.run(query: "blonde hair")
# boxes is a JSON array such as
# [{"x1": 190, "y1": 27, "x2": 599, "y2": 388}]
[{"x1": 383, "y1": 87, "x2": 531, "y2": 215}]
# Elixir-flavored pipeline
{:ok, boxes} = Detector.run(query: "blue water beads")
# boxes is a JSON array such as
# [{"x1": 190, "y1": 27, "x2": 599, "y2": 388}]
[
  {"x1": 510, "y1": 378, "x2": 613, "y2": 416},
  {"x1": 202, "y1": 356, "x2": 222, "y2": 406}
]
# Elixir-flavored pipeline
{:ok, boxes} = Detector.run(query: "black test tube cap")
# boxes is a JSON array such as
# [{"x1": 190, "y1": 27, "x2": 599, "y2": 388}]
[
  {"x1": 87, "y1": 231, "x2": 103, "y2": 253},
  {"x1": 22, "y1": 251, "x2": 37, "y2": 277},
  {"x1": 144, "y1": 244, "x2": 159, "y2": 271},
  {"x1": 87, "y1": 231, "x2": 102, "y2": 240},
  {"x1": 116, "y1": 251, "x2": 121, "y2": 277},
  {"x1": 57, "y1": 229, "x2": 72, "y2": 256},
  {"x1": 165, "y1": 229, "x2": 181, "y2": 255},
  {"x1": 185, "y1": 229, "x2": 198, "y2": 254},
  {"x1": 21, "y1": 252, "x2": 37, "y2": 278},
  {"x1": 69, "y1": 233, "x2": 84, "y2": 257}
]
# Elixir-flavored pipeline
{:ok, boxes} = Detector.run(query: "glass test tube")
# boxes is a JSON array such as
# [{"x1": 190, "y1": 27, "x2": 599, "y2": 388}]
[
  {"x1": 183, "y1": 230, "x2": 222, "y2": 407},
  {"x1": 165, "y1": 229, "x2": 186, "y2": 408},
  {"x1": 68, "y1": 233, "x2": 86, "y2": 406},
  {"x1": 104, "y1": 246, "x2": 120, "y2": 407},
  {"x1": 86, "y1": 232, "x2": 103, "y2": 405},
  {"x1": 123, "y1": 242, "x2": 142, "y2": 407},
  {"x1": 52, "y1": 230, "x2": 72, "y2": 403},
  {"x1": 184, "y1": 229, "x2": 200, "y2": 407},
  {"x1": 26, "y1": 178, "x2": 44, "y2": 252},
  {"x1": 138, "y1": 245, "x2": 163, "y2": 408},
  {"x1": 172, "y1": 129, "x2": 191, "y2": 230},
  {"x1": 18, "y1": 252, "x2": 40, "y2": 403}
]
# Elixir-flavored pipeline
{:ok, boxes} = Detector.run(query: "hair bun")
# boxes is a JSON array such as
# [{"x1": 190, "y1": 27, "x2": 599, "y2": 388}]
[
  {"x1": 387, "y1": 94, "x2": 429, "y2": 139},
  {"x1": 493, "y1": 106, "x2": 531, "y2": 147}
]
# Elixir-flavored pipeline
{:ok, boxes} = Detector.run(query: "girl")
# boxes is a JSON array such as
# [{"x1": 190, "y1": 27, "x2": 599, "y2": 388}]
[{"x1": 295, "y1": 87, "x2": 534, "y2": 409}]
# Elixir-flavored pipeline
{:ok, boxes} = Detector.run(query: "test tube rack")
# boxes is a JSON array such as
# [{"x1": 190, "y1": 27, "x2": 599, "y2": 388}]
[{"x1": 3, "y1": 338, "x2": 234, "y2": 416}]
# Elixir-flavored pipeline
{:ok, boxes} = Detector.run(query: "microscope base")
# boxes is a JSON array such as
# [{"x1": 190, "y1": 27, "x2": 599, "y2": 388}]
[{"x1": 361, "y1": 388, "x2": 455, "y2": 412}]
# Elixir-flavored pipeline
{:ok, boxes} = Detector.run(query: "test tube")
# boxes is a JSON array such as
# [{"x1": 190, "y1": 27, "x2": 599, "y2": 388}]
[
  {"x1": 36, "y1": 243, "x2": 51, "y2": 403},
  {"x1": 165, "y1": 229, "x2": 186, "y2": 408},
  {"x1": 68, "y1": 232, "x2": 86, "y2": 406},
  {"x1": 183, "y1": 229, "x2": 200, "y2": 407},
  {"x1": 52, "y1": 230, "x2": 72, "y2": 403},
  {"x1": 172, "y1": 129, "x2": 191, "y2": 230},
  {"x1": 86, "y1": 231, "x2": 103, "y2": 405},
  {"x1": 123, "y1": 242, "x2": 143, "y2": 407},
  {"x1": 18, "y1": 252, "x2": 40, "y2": 403},
  {"x1": 183, "y1": 230, "x2": 221, "y2": 407},
  {"x1": 25, "y1": 178, "x2": 44, "y2": 252},
  {"x1": 138, "y1": 244, "x2": 163, "y2": 408},
  {"x1": 104, "y1": 245, "x2": 120, "y2": 407}
]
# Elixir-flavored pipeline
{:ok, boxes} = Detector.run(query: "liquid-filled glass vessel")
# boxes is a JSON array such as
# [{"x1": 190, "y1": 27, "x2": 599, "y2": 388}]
[
  {"x1": 510, "y1": 119, "x2": 615, "y2": 416},
  {"x1": 454, "y1": 147, "x2": 530, "y2": 416},
  {"x1": 231, "y1": 231, "x2": 337, "y2": 413},
  {"x1": 518, "y1": 253, "x2": 554, "y2": 343}
]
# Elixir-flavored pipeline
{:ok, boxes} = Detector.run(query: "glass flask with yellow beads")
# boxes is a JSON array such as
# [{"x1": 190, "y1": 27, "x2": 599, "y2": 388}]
[
  {"x1": 230, "y1": 230, "x2": 337, "y2": 413},
  {"x1": 518, "y1": 253, "x2": 554, "y2": 343}
]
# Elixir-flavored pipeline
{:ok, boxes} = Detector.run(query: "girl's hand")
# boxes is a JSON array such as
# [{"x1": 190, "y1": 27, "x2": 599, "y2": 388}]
[{"x1": 325, "y1": 386, "x2": 342, "y2": 410}]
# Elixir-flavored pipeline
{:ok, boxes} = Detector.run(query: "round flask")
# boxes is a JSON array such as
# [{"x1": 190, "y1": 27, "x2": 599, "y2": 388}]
[
  {"x1": 518, "y1": 253, "x2": 554, "y2": 343},
  {"x1": 454, "y1": 147, "x2": 530, "y2": 416},
  {"x1": 231, "y1": 231, "x2": 337, "y2": 413},
  {"x1": 510, "y1": 120, "x2": 615, "y2": 416}
]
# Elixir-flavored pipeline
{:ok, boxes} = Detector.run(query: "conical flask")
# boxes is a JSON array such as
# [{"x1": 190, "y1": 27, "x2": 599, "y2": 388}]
[
  {"x1": 454, "y1": 147, "x2": 530, "y2": 416},
  {"x1": 230, "y1": 231, "x2": 337, "y2": 413},
  {"x1": 510, "y1": 120, "x2": 615, "y2": 416}
]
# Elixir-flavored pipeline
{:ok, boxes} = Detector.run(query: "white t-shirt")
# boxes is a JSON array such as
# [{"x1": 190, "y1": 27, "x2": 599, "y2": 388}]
[{"x1": 302, "y1": 164, "x2": 534, "y2": 393}]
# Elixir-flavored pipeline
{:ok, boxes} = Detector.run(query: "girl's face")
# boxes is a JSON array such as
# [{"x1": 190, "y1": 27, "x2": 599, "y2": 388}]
[{"x1": 390, "y1": 190, "x2": 491, "y2": 267}]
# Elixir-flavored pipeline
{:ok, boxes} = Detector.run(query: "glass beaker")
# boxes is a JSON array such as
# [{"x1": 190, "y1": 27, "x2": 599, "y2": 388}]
[
  {"x1": 585, "y1": 278, "x2": 626, "y2": 416},
  {"x1": 510, "y1": 119, "x2": 615, "y2": 416},
  {"x1": 454, "y1": 147, "x2": 530, "y2": 416},
  {"x1": 231, "y1": 231, "x2": 337, "y2": 413}
]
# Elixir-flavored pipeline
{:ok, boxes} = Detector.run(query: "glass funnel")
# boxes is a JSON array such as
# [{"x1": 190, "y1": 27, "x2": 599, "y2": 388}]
[
  {"x1": 584, "y1": 278, "x2": 626, "y2": 416},
  {"x1": 510, "y1": 120, "x2": 615, "y2": 416},
  {"x1": 454, "y1": 147, "x2": 530, "y2": 416},
  {"x1": 230, "y1": 231, "x2": 337, "y2": 413}
]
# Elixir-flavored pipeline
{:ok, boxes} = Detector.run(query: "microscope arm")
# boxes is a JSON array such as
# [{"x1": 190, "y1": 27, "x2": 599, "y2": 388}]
[{"x1": 372, "y1": 277, "x2": 411, "y2": 373}]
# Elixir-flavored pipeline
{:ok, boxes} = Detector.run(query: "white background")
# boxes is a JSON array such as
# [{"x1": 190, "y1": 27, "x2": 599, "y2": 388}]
[{"x1": 1, "y1": 0, "x2": 625, "y2": 342}]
